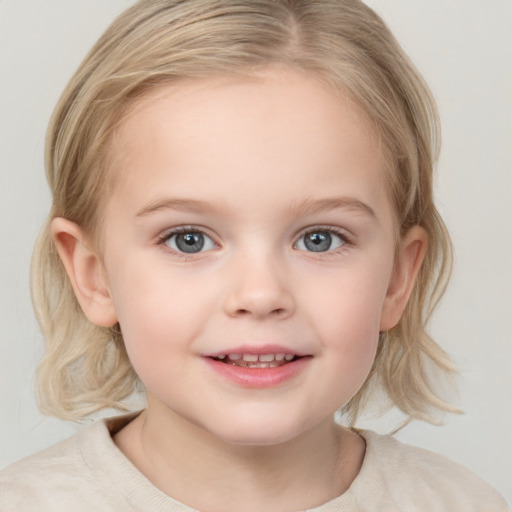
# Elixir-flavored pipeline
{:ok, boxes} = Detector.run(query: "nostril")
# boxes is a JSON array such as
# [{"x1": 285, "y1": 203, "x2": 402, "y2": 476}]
[{"x1": 224, "y1": 286, "x2": 295, "y2": 319}]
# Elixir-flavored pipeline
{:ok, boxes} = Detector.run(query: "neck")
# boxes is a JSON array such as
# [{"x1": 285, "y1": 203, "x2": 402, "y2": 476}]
[{"x1": 115, "y1": 404, "x2": 365, "y2": 512}]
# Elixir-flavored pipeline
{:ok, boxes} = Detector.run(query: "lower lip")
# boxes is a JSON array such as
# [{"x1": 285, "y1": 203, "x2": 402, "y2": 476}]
[{"x1": 204, "y1": 357, "x2": 311, "y2": 388}]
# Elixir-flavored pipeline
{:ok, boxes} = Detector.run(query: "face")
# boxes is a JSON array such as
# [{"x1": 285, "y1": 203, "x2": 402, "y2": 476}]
[{"x1": 95, "y1": 68, "x2": 405, "y2": 445}]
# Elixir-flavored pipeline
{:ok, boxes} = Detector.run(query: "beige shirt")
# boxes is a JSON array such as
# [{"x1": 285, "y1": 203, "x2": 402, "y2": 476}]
[{"x1": 0, "y1": 414, "x2": 509, "y2": 511}]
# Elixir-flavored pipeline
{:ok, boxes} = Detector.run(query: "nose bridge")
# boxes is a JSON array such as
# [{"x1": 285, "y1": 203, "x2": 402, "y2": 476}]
[{"x1": 223, "y1": 246, "x2": 295, "y2": 319}]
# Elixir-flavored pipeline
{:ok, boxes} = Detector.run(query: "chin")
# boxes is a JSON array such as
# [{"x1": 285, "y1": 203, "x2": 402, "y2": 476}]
[{"x1": 205, "y1": 416, "x2": 316, "y2": 447}]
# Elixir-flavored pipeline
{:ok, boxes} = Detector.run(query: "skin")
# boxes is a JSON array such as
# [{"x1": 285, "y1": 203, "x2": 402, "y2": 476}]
[{"x1": 52, "y1": 67, "x2": 426, "y2": 512}]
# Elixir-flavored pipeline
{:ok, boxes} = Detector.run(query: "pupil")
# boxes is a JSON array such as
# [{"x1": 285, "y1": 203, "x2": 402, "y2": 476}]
[
  {"x1": 183, "y1": 234, "x2": 198, "y2": 245},
  {"x1": 176, "y1": 232, "x2": 204, "y2": 253},
  {"x1": 305, "y1": 231, "x2": 331, "y2": 252}
]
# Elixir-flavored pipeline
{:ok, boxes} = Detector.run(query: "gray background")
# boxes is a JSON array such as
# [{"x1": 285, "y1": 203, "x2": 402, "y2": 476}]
[{"x1": 1, "y1": 0, "x2": 511, "y2": 502}]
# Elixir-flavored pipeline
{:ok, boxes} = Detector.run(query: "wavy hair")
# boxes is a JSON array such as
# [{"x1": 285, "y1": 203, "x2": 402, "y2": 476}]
[{"x1": 32, "y1": 0, "x2": 457, "y2": 422}]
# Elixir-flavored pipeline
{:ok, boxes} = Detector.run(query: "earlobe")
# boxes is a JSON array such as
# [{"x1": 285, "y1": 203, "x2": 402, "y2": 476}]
[
  {"x1": 51, "y1": 217, "x2": 118, "y2": 327},
  {"x1": 380, "y1": 226, "x2": 427, "y2": 332}
]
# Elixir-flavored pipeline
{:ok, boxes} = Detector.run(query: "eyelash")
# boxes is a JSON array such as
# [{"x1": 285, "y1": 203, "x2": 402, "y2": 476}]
[
  {"x1": 156, "y1": 226, "x2": 217, "y2": 257},
  {"x1": 156, "y1": 225, "x2": 353, "y2": 256},
  {"x1": 294, "y1": 226, "x2": 352, "y2": 254},
  {"x1": 157, "y1": 226, "x2": 210, "y2": 240}
]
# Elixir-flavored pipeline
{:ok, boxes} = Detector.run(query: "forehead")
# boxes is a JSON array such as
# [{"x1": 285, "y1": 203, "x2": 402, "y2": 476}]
[{"x1": 106, "y1": 67, "x2": 390, "y2": 219}]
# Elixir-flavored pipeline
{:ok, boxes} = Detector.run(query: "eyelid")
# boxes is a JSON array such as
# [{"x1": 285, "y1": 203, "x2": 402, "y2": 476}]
[
  {"x1": 156, "y1": 225, "x2": 219, "y2": 251},
  {"x1": 155, "y1": 224, "x2": 352, "y2": 253},
  {"x1": 293, "y1": 225, "x2": 352, "y2": 252},
  {"x1": 295, "y1": 225, "x2": 351, "y2": 241}
]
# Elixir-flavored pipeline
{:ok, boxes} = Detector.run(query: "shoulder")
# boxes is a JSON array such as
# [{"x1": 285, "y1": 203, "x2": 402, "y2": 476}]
[
  {"x1": 352, "y1": 430, "x2": 510, "y2": 511},
  {"x1": 0, "y1": 412, "x2": 198, "y2": 512},
  {"x1": 0, "y1": 417, "x2": 127, "y2": 512}
]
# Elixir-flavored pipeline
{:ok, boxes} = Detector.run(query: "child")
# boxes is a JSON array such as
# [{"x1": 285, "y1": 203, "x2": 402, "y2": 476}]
[{"x1": 0, "y1": 0, "x2": 509, "y2": 510}]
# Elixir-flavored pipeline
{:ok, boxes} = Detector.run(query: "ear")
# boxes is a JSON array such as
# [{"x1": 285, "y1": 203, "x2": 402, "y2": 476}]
[
  {"x1": 51, "y1": 217, "x2": 118, "y2": 327},
  {"x1": 380, "y1": 226, "x2": 427, "y2": 331}
]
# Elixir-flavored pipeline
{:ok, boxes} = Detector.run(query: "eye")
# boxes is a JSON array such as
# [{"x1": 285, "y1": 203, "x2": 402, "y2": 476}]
[
  {"x1": 164, "y1": 229, "x2": 216, "y2": 254},
  {"x1": 295, "y1": 229, "x2": 346, "y2": 253}
]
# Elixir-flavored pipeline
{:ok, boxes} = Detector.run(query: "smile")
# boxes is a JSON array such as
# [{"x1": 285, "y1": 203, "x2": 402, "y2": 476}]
[
  {"x1": 204, "y1": 348, "x2": 310, "y2": 388},
  {"x1": 213, "y1": 353, "x2": 298, "y2": 368}
]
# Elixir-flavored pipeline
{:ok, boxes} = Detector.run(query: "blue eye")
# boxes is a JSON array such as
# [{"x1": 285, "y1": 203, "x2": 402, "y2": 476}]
[
  {"x1": 295, "y1": 229, "x2": 346, "y2": 253},
  {"x1": 165, "y1": 230, "x2": 216, "y2": 254}
]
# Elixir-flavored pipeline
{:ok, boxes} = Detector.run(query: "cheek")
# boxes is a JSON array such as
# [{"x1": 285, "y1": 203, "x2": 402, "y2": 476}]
[
  {"x1": 303, "y1": 266, "x2": 390, "y2": 336},
  {"x1": 107, "y1": 265, "x2": 213, "y2": 362},
  {"x1": 299, "y1": 266, "x2": 390, "y2": 388}
]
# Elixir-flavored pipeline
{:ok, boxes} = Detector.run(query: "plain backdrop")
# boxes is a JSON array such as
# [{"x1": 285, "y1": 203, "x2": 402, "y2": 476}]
[{"x1": 1, "y1": 0, "x2": 511, "y2": 503}]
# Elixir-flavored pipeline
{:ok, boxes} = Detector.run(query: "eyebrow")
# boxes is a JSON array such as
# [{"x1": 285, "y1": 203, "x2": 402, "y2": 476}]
[
  {"x1": 136, "y1": 198, "x2": 221, "y2": 217},
  {"x1": 135, "y1": 196, "x2": 376, "y2": 219},
  {"x1": 288, "y1": 197, "x2": 376, "y2": 219}
]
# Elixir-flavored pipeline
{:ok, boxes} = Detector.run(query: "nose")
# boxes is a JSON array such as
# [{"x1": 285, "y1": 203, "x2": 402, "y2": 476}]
[{"x1": 223, "y1": 253, "x2": 295, "y2": 320}]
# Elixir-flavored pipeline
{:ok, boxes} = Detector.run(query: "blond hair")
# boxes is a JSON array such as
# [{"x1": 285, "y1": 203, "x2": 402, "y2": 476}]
[{"x1": 33, "y1": 0, "x2": 456, "y2": 422}]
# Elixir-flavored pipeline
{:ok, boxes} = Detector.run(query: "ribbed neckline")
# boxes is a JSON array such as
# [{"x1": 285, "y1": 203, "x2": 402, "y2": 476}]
[{"x1": 78, "y1": 413, "x2": 379, "y2": 511}]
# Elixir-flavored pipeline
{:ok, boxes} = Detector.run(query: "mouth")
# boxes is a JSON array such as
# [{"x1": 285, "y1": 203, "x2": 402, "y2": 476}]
[
  {"x1": 203, "y1": 346, "x2": 311, "y2": 387},
  {"x1": 210, "y1": 353, "x2": 301, "y2": 369}
]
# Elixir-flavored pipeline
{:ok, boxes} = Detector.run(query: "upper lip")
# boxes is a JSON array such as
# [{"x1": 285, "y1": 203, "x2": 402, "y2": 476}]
[{"x1": 202, "y1": 344, "x2": 310, "y2": 358}]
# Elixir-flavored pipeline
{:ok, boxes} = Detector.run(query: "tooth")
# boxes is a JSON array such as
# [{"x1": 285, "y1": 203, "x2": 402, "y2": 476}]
[
  {"x1": 217, "y1": 354, "x2": 226, "y2": 360},
  {"x1": 285, "y1": 354, "x2": 294, "y2": 361},
  {"x1": 259, "y1": 354, "x2": 275, "y2": 362},
  {"x1": 228, "y1": 354, "x2": 242, "y2": 361},
  {"x1": 242, "y1": 354, "x2": 258, "y2": 362},
  {"x1": 275, "y1": 353, "x2": 285, "y2": 361}
]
